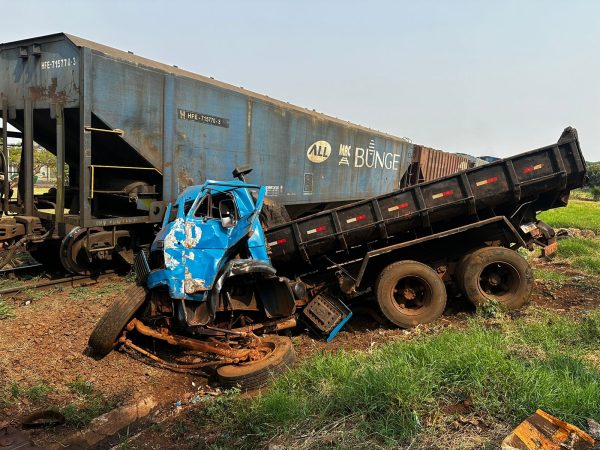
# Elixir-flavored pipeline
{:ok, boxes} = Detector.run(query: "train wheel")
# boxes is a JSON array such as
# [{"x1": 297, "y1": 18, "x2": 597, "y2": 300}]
[
  {"x1": 88, "y1": 284, "x2": 148, "y2": 357},
  {"x1": 60, "y1": 227, "x2": 125, "y2": 274},
  {"x1": 375, "y1": 260, "x2": 447, "y2": 328},
  {"x1": 59, "y1": 227, "x2": 98, "y2": 274},
  {"x1": 217, "y1": 335, "x2": 295, "y2": 391},
  {"x1": 458, "y1": 246, "x2": 533, "y2": 310}
]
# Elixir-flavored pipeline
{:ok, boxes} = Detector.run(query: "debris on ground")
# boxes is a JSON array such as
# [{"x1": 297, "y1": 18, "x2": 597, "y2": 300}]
[
  {"x1": 501, "y1": 409, "x2": 595, "y2": 450},
  {"x1": 556, "y1": 228, "x2": 597, "y2": 239},
  {"x1": 588, "y1": 419, "x2": 600, "y2": 440}
]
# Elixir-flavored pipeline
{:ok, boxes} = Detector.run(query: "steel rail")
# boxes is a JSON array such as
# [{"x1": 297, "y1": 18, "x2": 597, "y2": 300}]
[{"x1": 0, "y1": 271, "x2": 116, "y2": 295}]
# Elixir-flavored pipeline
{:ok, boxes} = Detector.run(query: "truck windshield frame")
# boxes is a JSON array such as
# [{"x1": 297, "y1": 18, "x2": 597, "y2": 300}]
[{"x1": 192, "y1": 191, "x2": 238, "y2": 222}]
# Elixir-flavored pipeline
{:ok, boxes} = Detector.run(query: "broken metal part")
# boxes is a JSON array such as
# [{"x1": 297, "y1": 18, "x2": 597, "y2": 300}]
[
  {"x1": 0, "y1": 218, "x2": 25, "y2": 242},
  {"x1": 502, "y1": 409, "x2": 595, "y2": 450},
  {"x1": 302, "y1": 292, "x2": 353, "y2": 342},
  {"x1": 230, "y1": 317, "x2": 297, "y2": 334},
  {"x1": 121, "y1": 338, "x2": 234, "y2": 374},
  {"x1": 0, "y1": 221, "x2": 52, "y2": 270},
  {"x1": 126, "y1": 318, "x2": 265, "y2": 361}
]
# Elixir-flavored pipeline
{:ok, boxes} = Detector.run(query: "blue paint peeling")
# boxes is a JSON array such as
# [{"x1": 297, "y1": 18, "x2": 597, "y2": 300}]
[{"x1": 147, "y1": 180, "x2": 268, "y2": 301}]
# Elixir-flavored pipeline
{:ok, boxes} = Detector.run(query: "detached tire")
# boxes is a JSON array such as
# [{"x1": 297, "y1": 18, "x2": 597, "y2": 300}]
[
  {"x1": 217, "y1": 335, "x2": 295, "y2": 391},
  {"x1": 375, "y1": 260, "x2": 447, "y2": 328},
  {"x1": 88, "y1": 284, "x2": 147, "y2": 357},
  {"x1": 459, "y1": 246, "x2": 533, "y2": 309}
]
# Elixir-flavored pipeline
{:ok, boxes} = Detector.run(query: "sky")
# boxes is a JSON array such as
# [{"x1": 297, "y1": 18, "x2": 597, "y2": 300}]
[{"x1": 2, "y1": 0, "x2": 599, "y2": 161}]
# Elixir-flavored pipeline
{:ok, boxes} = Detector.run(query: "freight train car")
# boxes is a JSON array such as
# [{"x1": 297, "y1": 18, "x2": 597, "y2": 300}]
[
  {"x1": 0, "y1": 33, "x2": 414, "y2": 272},
  {"x1": 401, "y1": 145, "x2": 475, "y2": 187}
]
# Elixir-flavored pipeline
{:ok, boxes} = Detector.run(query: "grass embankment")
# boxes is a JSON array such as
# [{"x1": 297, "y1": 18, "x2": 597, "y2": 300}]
[
  {"x1": 555, "y1": 238, "x2": 600, "y2": 276},
  {"x1": 538, "y1": 199, "x2": 600, "y2": 234},
  {"x1": 190, "y1": 311, "x2": 600, "y2": 449},
  {"x1": 535, "y1": 199, "x2": 600, "y2": 278}
]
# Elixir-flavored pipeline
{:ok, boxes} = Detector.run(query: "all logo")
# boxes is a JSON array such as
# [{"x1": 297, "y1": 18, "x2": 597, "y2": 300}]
[
  {"x1": 305, "y1": 138, "x2": 402, "y2": 171},
  {"x1": 306, "y1": 140, "x2": 332, "y2": 163}
]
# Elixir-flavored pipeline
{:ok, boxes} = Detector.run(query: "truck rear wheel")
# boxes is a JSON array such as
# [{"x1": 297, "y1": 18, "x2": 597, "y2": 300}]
[
  {"x1": 217, "y1": 335, "x2": 295, "y2": 391},
  {"x1": 454, "y1": 247, "x2": 484, "y2": 294},
  {"x1": 375, "y1": 261, "x2": 447, "y2": 328},
  {"x1": 458, "y1": 246, "x2": 532, "y2": 310},
  {"x1": 88, "y1": 284, "x2": 147, "y2": 357}
]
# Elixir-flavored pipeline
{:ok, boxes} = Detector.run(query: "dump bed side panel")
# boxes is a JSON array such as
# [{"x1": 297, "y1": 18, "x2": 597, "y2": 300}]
[{"x1": 266, "y1": 129, "x2": 586, "y2": 267}]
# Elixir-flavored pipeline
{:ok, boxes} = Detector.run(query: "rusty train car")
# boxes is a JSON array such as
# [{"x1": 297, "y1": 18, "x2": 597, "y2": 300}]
[
  {"x1": 401, "y1": 145, "x2": 478, "y2": 187},
  {"x1": 0, "y1": 33, "x2": 482, "y2": 273}
]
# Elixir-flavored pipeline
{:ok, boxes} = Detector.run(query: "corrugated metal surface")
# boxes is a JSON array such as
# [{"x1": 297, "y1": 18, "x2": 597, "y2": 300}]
[{"x1": 405, "y1": 145, "x2": 472, "y2": 185}]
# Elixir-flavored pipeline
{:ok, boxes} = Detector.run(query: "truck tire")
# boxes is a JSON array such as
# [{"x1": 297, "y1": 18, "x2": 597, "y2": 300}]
[
  {"x1": 375, "y1": 261, "x2": 447, "y2": 328},
  {"x1": 458, "y1": 246, "x2": 533, "y2": 309},
  {"x1": 217, "y1": 335, "x2": 295, "y2": 391},
  {"x1": 88, "y1": 284, "x2": 147, "y2": 357},
  {"x1": 454, "y1": 247, "x2": 485, "y2": 294}
]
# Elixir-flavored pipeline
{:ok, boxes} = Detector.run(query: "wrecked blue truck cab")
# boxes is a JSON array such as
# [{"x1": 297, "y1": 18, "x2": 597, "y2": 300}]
[{"x1": 146, "y1": 176, "x2": 298, "y2": 327}]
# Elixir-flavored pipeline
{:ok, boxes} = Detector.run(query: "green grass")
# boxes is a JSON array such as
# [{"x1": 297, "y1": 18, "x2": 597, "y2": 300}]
[
  {"x1": 192, "y1": 311, "x2": 600, "y2": 449},
  {"x1": 538, "y1": 199, "x2": 600, "y2": 233},
  {"x1": 61, "y1": 377, "x2": 115, "y2": 428},
  {"x1": 1, "y1": 377, "x2": 114, "y2": 428},
  {"x1": 66, "y1": 376, "x2": 95, "y2": 397},
  {"x1": 7, "y1": 380, "x2": 52, "y2": 403},
  {"x1": 556, "y1": 237, "x2": 600, "y2": 276},
  {"x1": 571, "y1": 189, "x2": 593, "y2": 200},
  {"x1": 69, "y1": 283, "x2": 123, "y2": 301},
  {"x1": 533, "y1": 268, "x2": 569, "y2": 283},
  {"x1": 0, "y1": 299, "x2": 15, "y2": 319}
]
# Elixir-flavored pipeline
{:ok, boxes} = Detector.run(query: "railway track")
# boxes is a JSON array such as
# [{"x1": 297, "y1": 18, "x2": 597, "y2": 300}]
[{"x1": 0, "y1": 271, "x2": 118, "y2": 295}]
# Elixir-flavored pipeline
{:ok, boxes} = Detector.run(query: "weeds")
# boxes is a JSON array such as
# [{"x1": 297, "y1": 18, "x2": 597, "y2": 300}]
[
  {"x1": 0, "y1": 299, "x2": 15, "y2": 319},
  {"x1": 556, "y1": 238, "x2": 600, "y2": 276},
  {"x1": 533, "y1": 268, "x2": 569, "y2": 284},
  {"x1": 25, "y1": 381, "x2": 52, "y2": 402},
  {"x1": 476, "y1": 299, "x2": 506, "y2": 319},
  {"x1": 70, "y1": 282, "x2": 125, "y2": 301},
  {"x1": 116, "y1": 434, "x2": 135, "y2": 450},
  {"x1": 6, "y1": 380, "x2": 52, "y2": 403},
  {"x1": 61, "y1": 377, "x2": 115, "y2": 428},
  {"x1": 67, "y1": 376, "x2": 95, "y2": 397}
]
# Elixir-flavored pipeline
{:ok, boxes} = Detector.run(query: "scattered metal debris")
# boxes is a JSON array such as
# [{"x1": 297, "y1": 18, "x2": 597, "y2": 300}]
[
  {"x1": 502, "y1": 409, "x2": 595, "y2": 450},
  {"x1": 587, "y1": 419, "x2": 600, "y2": 441}
]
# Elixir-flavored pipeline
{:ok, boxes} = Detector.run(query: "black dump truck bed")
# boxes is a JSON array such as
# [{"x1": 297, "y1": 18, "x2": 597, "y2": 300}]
[{"x1": 265, "y1": 128, "x2": 586, "y2": 272}]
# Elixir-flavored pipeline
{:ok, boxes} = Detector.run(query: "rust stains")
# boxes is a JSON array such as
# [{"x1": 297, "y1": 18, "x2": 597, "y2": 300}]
[{"x1": 28, "y1": 77, "x2": 69, "y2": 102}]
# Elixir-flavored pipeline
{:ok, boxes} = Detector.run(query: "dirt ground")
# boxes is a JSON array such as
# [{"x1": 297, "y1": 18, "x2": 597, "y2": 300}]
[
  {"x1": 0, "y1": 275, "x2": 196, "y2": 448},
  {"x1": 0, "y1": 256, "x2": 598, "y2": 449}
]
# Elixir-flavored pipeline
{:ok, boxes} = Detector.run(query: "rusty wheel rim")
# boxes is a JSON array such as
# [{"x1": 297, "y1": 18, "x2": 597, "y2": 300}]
[
  {"x1": 478, "y1": 261, "x2": 521, "y2": 299},
  {"x1": 391, "y1": 275, "x2": 433, "y2": 316},
  {"x1": 238, "y1": 340, "x2": 276, "y2": 366}
]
